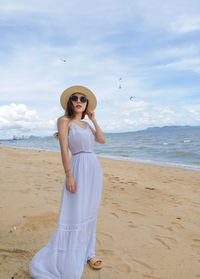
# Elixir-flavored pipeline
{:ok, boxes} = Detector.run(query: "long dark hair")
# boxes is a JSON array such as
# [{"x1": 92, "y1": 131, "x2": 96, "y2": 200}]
[{"x1": 53, "y1": 93, "x2": 89, "y2": 139}]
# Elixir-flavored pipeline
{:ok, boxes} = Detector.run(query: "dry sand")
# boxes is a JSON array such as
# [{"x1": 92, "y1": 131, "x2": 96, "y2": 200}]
[{"x1": 0, "y1": 145, "x2": 200, "y2": 279}]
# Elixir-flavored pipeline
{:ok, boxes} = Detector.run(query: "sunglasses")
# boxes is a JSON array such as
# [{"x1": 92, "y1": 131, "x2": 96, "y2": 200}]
[{"x1": 70, "y1": 95, "x2": 88, "y2": 103}]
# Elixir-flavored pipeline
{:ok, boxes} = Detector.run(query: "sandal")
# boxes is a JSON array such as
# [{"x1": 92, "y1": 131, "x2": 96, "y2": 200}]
[{"x1": 87, "y1": 257, "x2": 103, "y2": 270}]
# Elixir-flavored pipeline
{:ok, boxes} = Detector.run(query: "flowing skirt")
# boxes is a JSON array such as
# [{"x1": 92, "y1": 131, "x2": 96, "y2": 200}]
[{"x1": 29, "y1": 153, "x2": 102, "y2": 279}]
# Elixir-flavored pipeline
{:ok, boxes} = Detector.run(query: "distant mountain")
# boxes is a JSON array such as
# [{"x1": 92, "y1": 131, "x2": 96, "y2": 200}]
[
  {"x1": 144, "y1": 125, "x2": 199, "y2": 131},
  {"x1": 103, "y1": 125, "x2": 200, "y2": 134}
]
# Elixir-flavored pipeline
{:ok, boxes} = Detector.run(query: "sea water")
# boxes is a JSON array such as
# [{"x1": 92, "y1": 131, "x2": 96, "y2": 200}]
[{"x1": 1, "y1": 126, "x2": 199, "y2": 171}]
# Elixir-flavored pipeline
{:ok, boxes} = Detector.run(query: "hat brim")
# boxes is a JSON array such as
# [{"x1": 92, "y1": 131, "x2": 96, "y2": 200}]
[{"x1": 60, "y1": 85, "x2": 97, "y2": 112}]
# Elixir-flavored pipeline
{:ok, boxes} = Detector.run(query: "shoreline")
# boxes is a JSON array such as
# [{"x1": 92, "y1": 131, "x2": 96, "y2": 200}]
[{"x1": 0, "y1": 144, "x2": 199, "y2": 172}]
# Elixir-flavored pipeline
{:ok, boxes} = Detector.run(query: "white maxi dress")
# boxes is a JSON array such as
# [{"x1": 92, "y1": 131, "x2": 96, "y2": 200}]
[{"x1": 29, "y1": 121, "x2": 103, "y2": 279}]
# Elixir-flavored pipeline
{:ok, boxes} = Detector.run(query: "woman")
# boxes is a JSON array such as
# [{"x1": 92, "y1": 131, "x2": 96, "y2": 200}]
[{"x1": 29, "y1": 85, "x2": 105, "y2": 279}]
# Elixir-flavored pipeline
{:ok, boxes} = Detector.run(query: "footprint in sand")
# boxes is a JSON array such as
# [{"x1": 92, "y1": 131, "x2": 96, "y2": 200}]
[
  {"x1": 142, "y1": 274, "x2": 165, "y2": 279},
  {"x1": 131, "y1": 211, "x2": 145, "y2": 216},
  {"x1": 111, "y1": 202, "x2": 120, "y2": 207},
  {"x1": 163, "y1": 179, "x2": 174, "y2": 183},
  {"x1": 0, "y1": 248, "x2": 29, "y2": 255},
  {"x1": 171, "y1": 221, "x2": 184, "y2": 230},
  {"x1": 20, "y1": 188, "x2": 32, "y2": 194},
  {"x1": 127, "y1": 181, "x2": 137, "y2": 185},
  {"x1": 119, "y1": 209, "x2": 145, "y2": 217},
  {"x1": 114, "y1": 262, "x2": 132, "y2": 273},
  {"x1": 118, "y1": 208, "x2": 128, "y2": 214},
  {"x1": 113, "y1": 176, "x2": 120, "y2": 182},
  {"x1": 24, "y1": 205, "x2": 34, "y2": 209},
  {"x1": 145, "y1": 187, "x2": 156, "y2": 191},
  {"x1": 111, "y1": 212, "x2": 119, "y2": 218},
  {"x1": 132, "y1": 258, "x2": 154, "y2": 271},
  {"x1": 0, "y1": 248, "x2": 31, "y2": 264},
  {"x1": 21, "y1": 212, "x2": 58, "y2": 232},
  {"x1": 128, "y1": 223, "x2": 137, "y2": 228},
  {"x1": 108, "y1": 176, "x2": 127, "y2": 185},
  {"x1": 192, "y1": 239, "x2": 200, "y2": 243},
  {"x1": 46, "y1": 199, "x2": 58, "y2": 205},
  {"x1": 191, "y1": 239, "x2": 200, "y2": 249},
  {"x1": 14, "y1": 270, "x2": 31, "y2": 278},
  {"x1": 98, "y1": 232, "x2": 113, "y2": 240},
  {"x1": 97, "y1": 249, "x2": 115, "y2": 256},
  {"x1": 154, "y1": 235, "x2": 177, "y2": 250},
  {"x1": 155, "y1": 224, "x2": 173, "y2": 232}
]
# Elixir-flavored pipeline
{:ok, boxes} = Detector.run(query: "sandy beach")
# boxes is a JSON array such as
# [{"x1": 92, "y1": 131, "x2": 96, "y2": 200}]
[{"x1": 0, "y1": 145, "x2": 200, "y2": 279}]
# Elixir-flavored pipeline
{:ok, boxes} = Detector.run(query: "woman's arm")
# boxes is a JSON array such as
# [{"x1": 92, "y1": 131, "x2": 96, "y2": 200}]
[
  {"x1": 57, "y1": 117, "x2": 76, "y2": 193},
  {"x1": 85, "y1": 111, "x2": 105, "y2": 144},
  {"x1": 57, "y1": 117, "x2": 71, "y2": 175}
]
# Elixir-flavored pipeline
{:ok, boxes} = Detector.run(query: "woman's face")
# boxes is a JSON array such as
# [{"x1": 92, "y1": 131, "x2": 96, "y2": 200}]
[{"x1": 70, "y1": 93, "x2": 87, "y2": 113}]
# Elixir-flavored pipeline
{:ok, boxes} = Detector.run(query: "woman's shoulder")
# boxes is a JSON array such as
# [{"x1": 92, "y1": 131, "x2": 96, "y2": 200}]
[
  {"x1": 57, "y1": 116, "x2": 72, "y2": 132},
  {"x1": 57, "y1": 115, "x2": 71, "y2": 123},
  {"x1": 54, "y1": 116, "x2": 72, "y2": 139}
]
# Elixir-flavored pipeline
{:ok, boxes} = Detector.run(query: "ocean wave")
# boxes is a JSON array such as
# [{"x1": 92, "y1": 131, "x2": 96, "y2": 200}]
[
  {"x1": 135, "y1": 145, "x2": 146, "y2": 149},
  {"x1": 181, "y1": 139, "x2": 192, "y2": 143},
  {"x1": 163, "y1": 142, "x2": 175, "y2": 146},
  {"x1": 169, "y1": 151, "x2": 197, "y2": 157},
  {"x1": 98, "y1": 154, "x2": 200, "y2": 171}
]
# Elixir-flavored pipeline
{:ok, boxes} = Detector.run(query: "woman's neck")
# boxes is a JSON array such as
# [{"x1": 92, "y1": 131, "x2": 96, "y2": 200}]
[{"x1": 73, "y1": 113, "x2": 82, "y2": 122}]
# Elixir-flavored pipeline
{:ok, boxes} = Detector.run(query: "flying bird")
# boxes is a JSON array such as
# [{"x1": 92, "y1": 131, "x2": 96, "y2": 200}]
[
  {"x1": 129, "y1": 96, "x2": 136, "y2": 101},
  {"x1": 119, "y1": 77, "x2": 122, "y2": 81},
  {"x1": 119, "y1": 84, "x2": 122, "y2": 89},
  {"x1": 60, "y1": 58, "x2": 67, "y2": 62}
]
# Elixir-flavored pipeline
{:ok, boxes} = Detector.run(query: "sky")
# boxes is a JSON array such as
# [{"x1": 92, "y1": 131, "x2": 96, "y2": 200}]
[{"x1": 0, "y1": 0, "x2": 200, "y2": 138}]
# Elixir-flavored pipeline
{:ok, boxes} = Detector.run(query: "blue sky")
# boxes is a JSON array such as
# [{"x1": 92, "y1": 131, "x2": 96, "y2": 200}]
[{"x1": 0, "y1": 0, "x2": 200, "y2": 138}]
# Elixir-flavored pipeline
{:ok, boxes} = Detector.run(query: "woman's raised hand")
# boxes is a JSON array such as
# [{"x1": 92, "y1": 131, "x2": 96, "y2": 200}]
[{"x1": 86, "y1": 110, "x2": 95, "y2": 121}]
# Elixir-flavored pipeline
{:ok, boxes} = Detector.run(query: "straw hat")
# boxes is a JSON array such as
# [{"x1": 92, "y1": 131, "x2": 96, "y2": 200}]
[{"x1": 60, "y1": 85, "x2": 97, "y2": 111}]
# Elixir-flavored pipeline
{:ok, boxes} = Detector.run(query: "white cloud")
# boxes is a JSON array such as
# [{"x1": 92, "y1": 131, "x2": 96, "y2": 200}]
[
  {"x1": 151, "y1": 58, "x2": 200, "y2": 73},
  {"x1": 152, "y1": 45, "x2": 199, "y2": 61},
  {"x1": 1, "y1": 0, "x2": 200, "y2": 36},
  {"x1": 98, "y1": 100, "x2": 200, "y2": 132},
  {"x1": 0, "y1": 103, "x2": 56, "y2": 138},
  {"x1": 185, "y1": 105, "x2": 200, "y2": 120},
  {"x1": 129, "y1": 0, "x2": 200, "y2": 34},
  {"x1": 171, "y1": 15, "x2": 200, "y2": 34}
]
